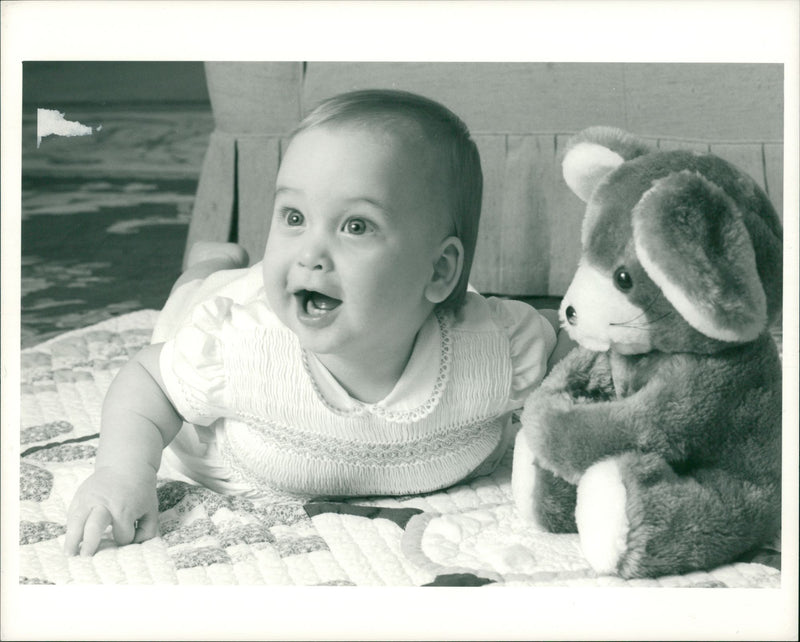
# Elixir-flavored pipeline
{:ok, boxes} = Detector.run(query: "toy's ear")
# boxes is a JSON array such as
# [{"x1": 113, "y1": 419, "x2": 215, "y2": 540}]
[
  {"x1": 632, "y1": 170, "x2": 767, "y2": 342},
  {"x1": 562, "y1": 127, "x2": 651, "y2": 202}
]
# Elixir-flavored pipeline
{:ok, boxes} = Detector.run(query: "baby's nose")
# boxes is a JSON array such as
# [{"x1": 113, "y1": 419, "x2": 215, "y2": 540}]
[{"x1": 297, "y1": 240, "x2": 332, "y2": 271}]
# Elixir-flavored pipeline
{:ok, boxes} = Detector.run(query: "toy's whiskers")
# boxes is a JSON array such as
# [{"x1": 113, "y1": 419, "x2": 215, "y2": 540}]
[
  {"x1": 611, "y1": 310, "x2": 674, "y2": 330},
  {"x1": 610, "y1": 294, "x2": 672, "y2": 329}
]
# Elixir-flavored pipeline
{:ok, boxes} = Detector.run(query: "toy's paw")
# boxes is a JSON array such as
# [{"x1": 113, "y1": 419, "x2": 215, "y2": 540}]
[
  {"x1": 512, "y1": 432, "x2": 578, "y2": 533},
  {"x1": 542, "y1": 348, "x2": 610, "y2": 395},
  {"x1": 522, "y1": 395, "x2": 586, "y2": 484},
  {"x1": 530, "y1": 466, "x2": 578, "y2": 533},
  {"x1": 564, "y1": 366, "x2": 615, "y2": 403},
  {"x1": 575, "y1": 458, "x2": 629, "y2": 575}
]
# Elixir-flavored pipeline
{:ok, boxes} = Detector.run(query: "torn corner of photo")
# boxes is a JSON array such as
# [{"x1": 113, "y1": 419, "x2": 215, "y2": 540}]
[{"x1": 36, "y1": 108, "x2": 96, "y2": 148}]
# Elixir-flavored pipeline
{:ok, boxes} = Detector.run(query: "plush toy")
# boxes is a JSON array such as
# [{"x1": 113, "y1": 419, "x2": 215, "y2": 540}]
[{"x1": 511, "y1": 126, "x2": 783, "y2": 579}]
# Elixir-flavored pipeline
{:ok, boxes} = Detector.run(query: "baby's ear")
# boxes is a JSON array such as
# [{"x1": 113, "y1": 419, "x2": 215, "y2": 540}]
[
  {"x1": 562, "y1": 127, "x2": 651, "y2": 202},
  {"x1": 425, "y1": 237, "x2": 464, "y2": 304}
]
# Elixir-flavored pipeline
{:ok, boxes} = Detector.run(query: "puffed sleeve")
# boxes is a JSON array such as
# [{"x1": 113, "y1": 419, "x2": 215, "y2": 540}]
[
  {"x1": 485, "y1": 297, "x2": 557, "y2": 412},
  {"x1": 159, "y1": 296, "x2": 234, "y2": 426}
]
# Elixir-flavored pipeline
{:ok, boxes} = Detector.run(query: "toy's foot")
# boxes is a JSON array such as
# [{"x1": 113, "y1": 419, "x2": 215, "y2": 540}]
[
  {"x1": 575, "y1": 458, "x2": 629, "y2": 575},
  {"x1": 186, "y1": 241, "x2": 249, "y2": 269}
]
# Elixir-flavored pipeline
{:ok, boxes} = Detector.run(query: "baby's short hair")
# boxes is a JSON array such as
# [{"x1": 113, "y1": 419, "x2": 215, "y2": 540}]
[{"x1": 291, "y1": 89, "x2": 483, "y2": 311}]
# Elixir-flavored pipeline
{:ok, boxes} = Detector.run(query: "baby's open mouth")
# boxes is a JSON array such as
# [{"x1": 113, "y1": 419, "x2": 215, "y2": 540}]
[{"x1": 295, "y1": 289, "x2": 342, "y2": 317}]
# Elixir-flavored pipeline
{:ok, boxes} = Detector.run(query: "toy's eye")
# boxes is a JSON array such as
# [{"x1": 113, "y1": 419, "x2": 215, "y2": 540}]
[{"x1": 614, "y1": 267, "x2": 633, "y2": 291}]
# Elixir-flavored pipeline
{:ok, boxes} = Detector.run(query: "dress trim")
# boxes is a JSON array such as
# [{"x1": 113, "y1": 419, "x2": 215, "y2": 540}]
[{"x1": 298, "y1": 310, "x2": 452, "y2": 422}]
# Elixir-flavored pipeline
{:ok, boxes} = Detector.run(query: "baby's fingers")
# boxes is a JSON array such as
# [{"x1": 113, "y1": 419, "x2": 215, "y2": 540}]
[
  {"x1": 64, "y1": 504, "x2": 91, "y2": 556},
  {"x1": 79, "y1": 506, "x2": 113, "y2": 557},
  {"x1": 111, "y1": 512, "x2": 136, "y2": 547},
  {"x1": 132, "y1": 511, "x2": 159, "y2": 544}
]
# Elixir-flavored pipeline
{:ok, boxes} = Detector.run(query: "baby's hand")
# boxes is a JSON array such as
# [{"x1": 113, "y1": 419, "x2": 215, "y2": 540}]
[{"x1": 64, "y1": 463, "x2": 159, "y2": 556}]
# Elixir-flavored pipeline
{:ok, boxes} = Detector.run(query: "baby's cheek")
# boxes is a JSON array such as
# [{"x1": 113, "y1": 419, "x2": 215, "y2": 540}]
[
  {"x1": 261, "y1": 250, "x2": 282, "y2": 282},
  {"x1": 261, "y1": 262, "x2": 284, "y2": 304}
]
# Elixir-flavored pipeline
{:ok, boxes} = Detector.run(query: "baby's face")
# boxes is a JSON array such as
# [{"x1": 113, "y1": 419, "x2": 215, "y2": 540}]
[{"x1": 262, "y1": 124, "x2": 452, "y2": 363}]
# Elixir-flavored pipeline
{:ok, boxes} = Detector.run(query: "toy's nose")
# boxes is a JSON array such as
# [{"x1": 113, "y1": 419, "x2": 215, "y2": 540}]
[{"x1": 565, "y1": 305, "x2": 578, "y2": 326}]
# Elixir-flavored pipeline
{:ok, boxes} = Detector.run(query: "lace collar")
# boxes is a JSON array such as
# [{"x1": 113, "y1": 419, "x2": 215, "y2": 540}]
[{"x1": 301, "y1": 310, "x2": 452, "y2": 422}]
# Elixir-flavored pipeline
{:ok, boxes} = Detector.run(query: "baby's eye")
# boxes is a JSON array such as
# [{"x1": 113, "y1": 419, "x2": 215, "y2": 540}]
[
  {"x1": 342, "y1": 217, "x2": 373, "y2": 235},
  {"x1": 281, "y1": 208, "x2": 304, "y2": 227}
]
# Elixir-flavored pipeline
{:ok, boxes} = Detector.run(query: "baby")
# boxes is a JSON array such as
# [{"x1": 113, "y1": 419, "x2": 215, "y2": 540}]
[{"x1": 65, "y1": 89, "x2": 572, "y2": 556}]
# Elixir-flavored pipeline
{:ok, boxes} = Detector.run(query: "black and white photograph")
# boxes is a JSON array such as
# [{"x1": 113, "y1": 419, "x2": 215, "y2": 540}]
[{"x1": 2, "y1": 2, "x2": 798, "y2": 641}]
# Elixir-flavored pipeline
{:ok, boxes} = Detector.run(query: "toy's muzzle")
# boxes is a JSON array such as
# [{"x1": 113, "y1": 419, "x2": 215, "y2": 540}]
[{"x1": 559, "y1": 261, "x2": 653, "y2": 353}]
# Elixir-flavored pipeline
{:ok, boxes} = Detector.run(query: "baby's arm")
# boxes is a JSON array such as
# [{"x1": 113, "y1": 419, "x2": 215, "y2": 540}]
[
  {"x1": 171, "y1": 241, "x2": 249, "y2": 294},
  {"x1": 64, "y1": 343, "x2": 182, "y2": 556}
]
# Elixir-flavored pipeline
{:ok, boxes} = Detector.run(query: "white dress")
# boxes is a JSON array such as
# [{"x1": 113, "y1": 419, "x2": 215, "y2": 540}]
[{"x1": 152, "y1": 263, "x2": 556, "y2": 499}]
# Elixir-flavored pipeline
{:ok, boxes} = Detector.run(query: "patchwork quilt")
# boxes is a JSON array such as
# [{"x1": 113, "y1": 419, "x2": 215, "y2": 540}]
[{"x1": 18, "y1": 310, "x2": 782, "y2": 587}]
